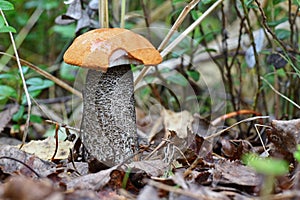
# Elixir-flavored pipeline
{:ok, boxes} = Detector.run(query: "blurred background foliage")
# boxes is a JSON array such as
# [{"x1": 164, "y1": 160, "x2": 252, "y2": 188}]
[{"x1": 0, "y1": 0, "x2": 299, "y2": 140}]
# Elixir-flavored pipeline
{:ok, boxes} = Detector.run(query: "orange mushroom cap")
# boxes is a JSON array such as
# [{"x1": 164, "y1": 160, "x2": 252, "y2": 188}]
[{"x1": 63, "y1": 28, "x2": 162, "y2": 72}]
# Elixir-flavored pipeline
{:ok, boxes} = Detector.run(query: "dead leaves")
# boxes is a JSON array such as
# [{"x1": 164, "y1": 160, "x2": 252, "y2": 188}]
[
  {"x1": 0, "y1": 104, "x2": 19, "y2": 133},
  {"x1": 0, "y1": 145, "x2": 55, "y2": 177},
  {"x1": 1, "y1": 109, "x2": 300, "y2": 199},
  {"x1": 19, "y1": 137, "x2": 73, "y2": 160},
  {"x1": 2, "y1": 176, "x2": 64, "y2": 200}
]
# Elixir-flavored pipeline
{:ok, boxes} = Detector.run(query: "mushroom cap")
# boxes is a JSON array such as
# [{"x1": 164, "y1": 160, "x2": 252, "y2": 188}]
[{"x1": 63, "y1": 28, "x2": 162, "y2": 72}]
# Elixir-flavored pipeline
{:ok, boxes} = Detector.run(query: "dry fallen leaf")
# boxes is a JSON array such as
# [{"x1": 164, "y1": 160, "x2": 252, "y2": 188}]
[
  {"x1": 0, "y1": 104, "x2": 19, "y2": 133},
  {"x1": 214, "y1": 160, "x2": 262, "y2": 187},
  {"x1": 18, "y1": 137, "x2": 73, "y2": 160},
  {"x1": 2, "y1": 176, "x2": 64, "y2": 200},
  {"x1": 125, "y1": 160, "x2": 168, "y2": 177},
  {"x1": 137, "y1": 185, "x2": 160, "y2": 200},
  {"x1": 162, "y1": 109, "x2": 193, "y2": 139},
  {"x1": 267, "y1": 118, "x2": 300, "y2": 154},
  {"x1": 67, "y1": 165, "x2": 118, "y2": 190},
  {"x1": 0, "y1": 145, "x2": 55, "y2": 177}
]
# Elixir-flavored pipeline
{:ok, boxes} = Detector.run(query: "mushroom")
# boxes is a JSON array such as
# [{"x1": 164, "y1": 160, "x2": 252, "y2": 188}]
[{"x1": 63, "y1": 28, "x2": 162, "y2": 166}]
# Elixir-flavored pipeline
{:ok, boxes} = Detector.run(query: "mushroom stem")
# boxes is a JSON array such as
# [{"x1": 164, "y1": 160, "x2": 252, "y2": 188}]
[{"x1": 81, "y1": 65, "x2": 138, "y2": 166}]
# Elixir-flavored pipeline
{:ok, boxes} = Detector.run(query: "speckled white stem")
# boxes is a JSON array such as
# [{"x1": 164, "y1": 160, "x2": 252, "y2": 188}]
[{"x1": 81, "y1": 65, "x2": 138, "y2": 166}]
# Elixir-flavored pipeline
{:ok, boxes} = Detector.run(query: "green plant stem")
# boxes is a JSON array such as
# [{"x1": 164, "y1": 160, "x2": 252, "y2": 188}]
[
  {"x1": 120, "y1": 0, "x2": 126, "y2": 28},
  {"x1": 99, "y1": 0, "x2": 109, "y2": 28},
  {"x1": 0, "y1": 9, "x2": 31, "y2": 145}
]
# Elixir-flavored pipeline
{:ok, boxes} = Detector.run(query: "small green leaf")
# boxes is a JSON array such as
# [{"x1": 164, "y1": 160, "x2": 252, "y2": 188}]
[
  {"x1": 60, "y1": 62, "x2": 79, "y2": 81},
  {"x1": 166, "y1": 73, "x2": 188, "y2": 87},
  {"x1": 12, "y1": 124, "x2": 20, "y2": 132},
  {"x1": 190, "y1": 10, "x2": 202, "y2": 21},
  {"x1": 243, "y1": 153, "x2": 288, "y2": 176},
  {"x1": 23, "y1": 114, "x2": 42, "y2": 123},
  {"x1": 13, "y1": 105, "x2": 25, "y2": 122},
  {"x1": 267, "y1": 17, "x2": 288, "y2": 27},
  {"x1": 0, "y1": 73, "x2": 17, "y2": 80},
  {"x1": 27, "y1": 80, "x2": 54, "y2": 92},
  {"x1": 0, "y1": 16, "x2": 15, "y2": 33},
  {"x1": 245, "y1": 0, "x2": 258, "y2": 8},
  {"x1": 0, "y1": 25, "x2": 16, "y2": 33},
  {"x1": 0, "y1": 85, "x2": 17, "y2": 98},
  {"x1": 51, "y1": 25, "x2": 76, "y2": 38},
  {"x1": 26, "y1": 77, "x2": 43, "y2": 85},
  {"x1": 0, "y1": 0, "x2": 14, "y2": 10},
  {"x1": 26, "y1": 77, "x2": 54, "y2": 92},
  {"x1": 138, "y1": 87, "x2": 151, "y2": 101},
  {"x1": 0, "y1": 16, "x2": 4, "y2": 27},
  {"x1": 294, "y1": 145, "x2": 300, "y2": 163},
  {"x1": 22, "y1": 90, "x2": 41, "y2": 104},
  {"x1": 275, "y1": 29, "x2": 291, "y2": 40},
  {"x1": 22, "y1": 66, "x2": 29, "y2": 74},
  {"x1": 144, "y1": 75, "x2": 155, "y2": 84},
  {"x1": 276, "y1": 68, "x2": 286, "y2": 77},
  {"x1": 202, "y1": 0, "x2": 215, "y2": 4},
  {"x1": 273, "y1": 0, "x2": 287, "y2": 5},
  {"x1": 186, "y1": 70, "x2": 200, "y2": 81}
]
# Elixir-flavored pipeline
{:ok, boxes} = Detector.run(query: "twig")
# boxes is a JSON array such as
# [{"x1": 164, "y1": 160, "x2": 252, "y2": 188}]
[
  {"x1": 51, "y1": 123, "x2": 59, "y2": 161},
  {"x1": 221, "y1": 2, "x2": 237, "y2": 111},
  {"x1": 160, "y1": 0, "x2": 223, "y2": 58},
  {"x1": 254, "y1": 0, "x2": 288, "y2": 53},
  {"x1": 240, "y1": 0, "x2": 262, "y2": 112},
  {"x1": 183, "y1": 157, "x2": 205, "y2": 178},
  {"x1": 0, "y1": 52, "x2": 82, "y2": 98},
  {"x1": 205, "y1": 116, "x2": 269, "y2": 140},
  {"x1": 45, "y1": 119, "x2": 80, "y2": 132},
  {"x1": 254, "y1": 124, "x2": 271, "y2": 155},
  {"x1": 134, "y1": 0, "x2": 223, "y2": 86},
  {"x1": 140, "y1": 0, "x2": 151, "y2": 30},
  {"x1": 158, "y1": 0, "x2": 200, "y2": 51},
  {"x1": 145, "y1": 135, "x2": 170, "y2": 160},
  {"x1": 261, "y1": 76, "x2": 300, "y2": 110},
  {"x1": 0, "y1": 156, "x2": 41, "y2": 178},
  {"x1": 147, "y1": 179, "x2": 211, "y2": 200},
  {"x1": 211, "y1": 109, "x2": 262, "y2": 126},
  {"x1": 0, "y1": 9, "x2": 31, "y2": 147},
  {"x1": 183, "y1": 116, "x2": 269, "y2": 179}
]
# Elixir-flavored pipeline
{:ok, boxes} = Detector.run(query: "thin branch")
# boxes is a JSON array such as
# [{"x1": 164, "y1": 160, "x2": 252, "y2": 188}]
[
  {"x1": 0, "y1": 9, "x2": 31, "y2": 146},
  {"x1": 0, "y1": 52, "x2": 82, "y2": 98},
  {"x1": 160, "y1": 0, "x2": 223, "y2": 58},
  {"x1": 158, "y1": 0, "x2": 200, "y2": 51},
  {"x1": 46, "y1": 119, "x2": 80, "y2": 132},
  {"x1": 240, "y1": 0, "x2": 262, "y2": 111},
  {"x1": 261, "y1": 76, "x2": 300, "y2": 110},
  {"x1": 0, "y1": 156, "x2": 41, "y2": 178},
  {"x1": 254, "y1": 0, "x2": 288, "y2": 53},
  {"x1": 205, "y1": 116, "x2": 269, "y2": 140},
  {"x1": 134, "y1": 0, "x2": 224, "y2": 86}
]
